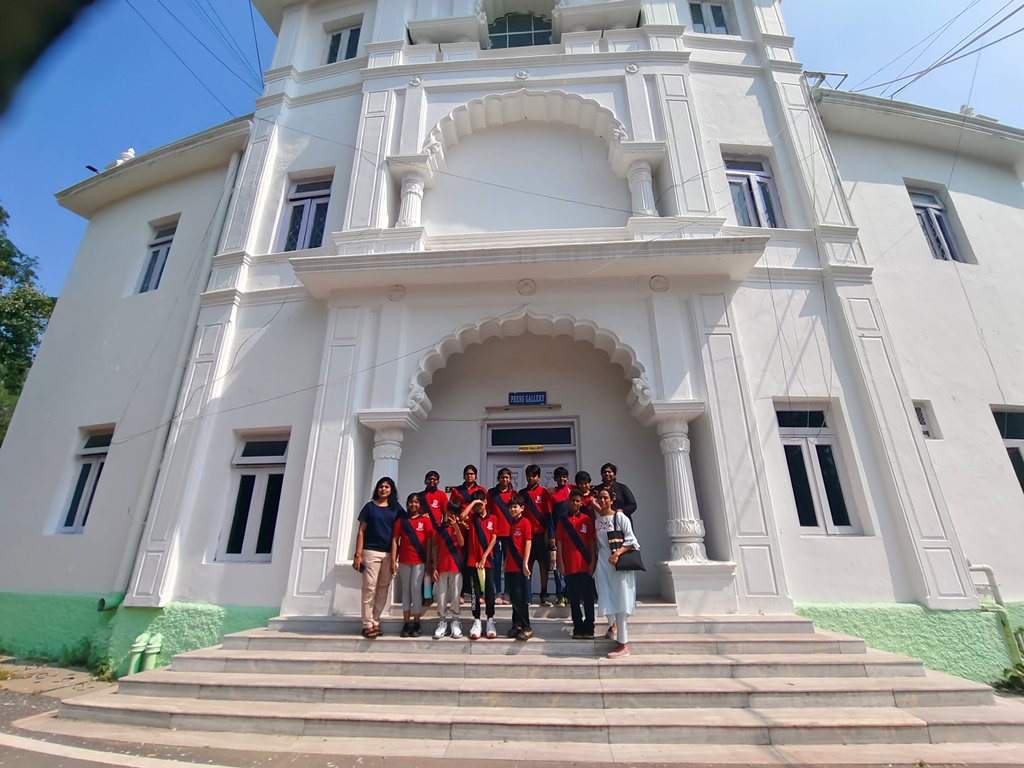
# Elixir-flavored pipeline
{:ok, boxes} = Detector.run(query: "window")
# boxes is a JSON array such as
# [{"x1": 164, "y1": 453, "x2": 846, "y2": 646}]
[
  {"x1": 219, "y1": 437, "x2": 289, "y2": 561},
  {"x1": 488, "y1": 13, "x2": 552, "y2": 49},
  {"x1": 690, "y1": 2, "x2": 730, "y2": 34},
  {"x1": 913, "y1": 401, "x2": 939, "y2": 439},
  {"x1": 908, "y1": 188, "x2": 965, "y2": 262},
  {"x1": 725, "y1": 158, "x2": 784, "y2": 228},
  {"x1": 326, "y1": 25, "x2": 361, "y2": 63},
  {"x1": 776, "y1": 408, "x2": 860, "y2": 534},
  {"x1": 60, "y1": 431, "x2": 113, "y2": 533},
  {"x1": 138, "y1": 224, "x2": 176, "y2": 293},
  {"x1": 279, "y1": 179, "x2": 331, "y2": 252},
  {"x1": 994, "y1": 411, "x2": 1024, "y2": 496}
]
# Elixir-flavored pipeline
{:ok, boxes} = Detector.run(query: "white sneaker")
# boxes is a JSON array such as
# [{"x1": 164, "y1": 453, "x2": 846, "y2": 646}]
[
  {"x1": 485, "y1": 618, "x2": 497, "y2": 639},
  {"x1": 469, "y1": 619, "x2": 482, "y2": 640},
  {"x1": 433, "y1": 620, "x2": 448, "y2": 639},
  {"x1": 450, "y1": 620, "x2": 464, "y2": 639}
]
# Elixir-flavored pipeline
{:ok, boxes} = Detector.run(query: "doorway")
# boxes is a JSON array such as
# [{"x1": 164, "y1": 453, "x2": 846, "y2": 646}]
[{"x1": 482, "y1": 419, "x2": 579, "y2": 489}]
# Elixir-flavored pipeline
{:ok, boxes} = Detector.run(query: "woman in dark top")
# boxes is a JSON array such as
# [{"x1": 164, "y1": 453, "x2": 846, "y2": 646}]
[
  {"x1": 352, "y1": 476, "x2": 404, "y2": 638},
  {"x1": 597, "y1": 463, "x2": 638, "y2": 519}
]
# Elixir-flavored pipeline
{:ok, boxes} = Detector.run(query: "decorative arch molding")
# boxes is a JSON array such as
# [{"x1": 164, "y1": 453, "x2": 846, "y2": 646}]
[
  {"x1": 416, "y1": 89, "x2": 665, "y2": 179},
  {"x1": 406, "y1": 307, "x2": 655, "y2": 422}
]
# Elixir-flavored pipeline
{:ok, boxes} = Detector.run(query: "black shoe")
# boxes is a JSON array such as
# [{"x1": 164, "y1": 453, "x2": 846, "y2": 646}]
[
  {"x1": 410, "y1": 622, "x2": 421, "y2": 638},
  {"x1": 507, "y1": 625, "x2": 522, "y2": 639},
  {"x1": 400, "y1": 622, "x2": 411, "y2": 638}
]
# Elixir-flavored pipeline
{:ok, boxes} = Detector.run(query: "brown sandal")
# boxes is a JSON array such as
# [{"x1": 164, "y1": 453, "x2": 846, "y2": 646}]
[{"x1": 362, "y1": 627, "x2": 379, "y2": 639}]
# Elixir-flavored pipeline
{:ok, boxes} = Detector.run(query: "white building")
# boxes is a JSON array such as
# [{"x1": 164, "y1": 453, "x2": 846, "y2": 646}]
[{"x1": 2, "y1": 0, "x2": 1024, "y2": 676}]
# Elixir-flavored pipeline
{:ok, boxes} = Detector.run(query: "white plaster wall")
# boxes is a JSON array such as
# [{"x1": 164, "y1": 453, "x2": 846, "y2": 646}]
[
  {"x1": 169, "y1": 298, "x2": 326, "y2": 607},
  {"x1": 829, "y1": 130, "x2": 1024, "y2": 599},
  {"x1": 0, "y1": 166, "x2": 230, "y2": 593},
  {"x1": 729, "y1": 279, "x2": 914, "y2": 602},
  {"x1": 422, "y1": 122, "x2": 632, "y2": 233},
  {"x1": 401, "y1": 332, "x2": 669, "y2": 595}
]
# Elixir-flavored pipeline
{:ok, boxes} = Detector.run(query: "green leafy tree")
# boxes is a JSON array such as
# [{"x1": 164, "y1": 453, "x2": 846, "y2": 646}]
[{"x1": 0, "y1": 203, "x2": 55, "y2": 445}]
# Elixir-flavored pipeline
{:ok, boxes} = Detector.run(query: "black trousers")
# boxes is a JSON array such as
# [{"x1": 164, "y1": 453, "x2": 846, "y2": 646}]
[
  {"x1": 468, "y1": 566, "x2": 496, "y2": 620},
  {"x1": 506, "y1": 571, "x2": 532, "y2": 631},
  {"x1": 564, "y1": 572, "x2": 595, "y2": 634}
]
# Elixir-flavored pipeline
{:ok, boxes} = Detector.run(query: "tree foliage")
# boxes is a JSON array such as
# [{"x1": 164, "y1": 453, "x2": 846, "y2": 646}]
[{"x1": 0, "y1": 202, "x2": 55, "y2": 444}]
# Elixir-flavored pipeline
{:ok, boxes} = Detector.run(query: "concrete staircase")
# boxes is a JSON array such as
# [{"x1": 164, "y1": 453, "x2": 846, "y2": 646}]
[{"x1": 56, "y1": 607, "x2": 1024, "y2": 752}]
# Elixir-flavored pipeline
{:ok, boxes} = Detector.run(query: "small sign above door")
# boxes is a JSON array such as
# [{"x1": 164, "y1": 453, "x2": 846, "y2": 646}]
[{"x1": 509, "y1": 391, "x2": 547, "y2": 407}]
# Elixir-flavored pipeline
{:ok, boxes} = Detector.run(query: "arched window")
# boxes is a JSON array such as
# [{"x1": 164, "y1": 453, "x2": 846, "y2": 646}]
[{"x1": 488, "y1": 13, "x2": 552, "y2": 48}]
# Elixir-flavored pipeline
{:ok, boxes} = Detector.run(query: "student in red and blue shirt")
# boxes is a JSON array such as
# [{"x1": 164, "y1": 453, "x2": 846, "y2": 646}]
[
  {"x1": 419, "y1": 470, "x2": 449, "y2": 526},
  {"x1": 450, "y1": 464, "x2": 484, "y2": 602},
  {"x1": 505, "y1": 495, "x2": 533, "y2": 640},
  {"x1": 430, "y1": 500, "x2": 466, "y2": 639},
  {"x1": 460, "y1": 491, "x2": 498, "y2": 639},
  {"x1": 520, "y1": 464, "x2": 554, "y2": 606},
  {"x1": 547, "y1": 466, "x2": 571, "y2": 606},
  {"x1": 391, "y1": 493, "x2": 434, "y2": 638},
  {"x1": 487, "y1": 467, "x2": 516, "y2": 605},
  {"x1": 575, "y1": 470, "x2": 596, "y2": 520},
  {"x1": 555, "y1": 488, "x2": 597, "y2": 639}
]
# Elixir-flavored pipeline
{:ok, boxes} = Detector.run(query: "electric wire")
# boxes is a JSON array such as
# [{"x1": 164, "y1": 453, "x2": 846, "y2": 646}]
[
  {"x1": 123, "y1": 0, "x2": 235, "y2": 117},
  {"x1": 248, "y1": 0, "x2": 264, "y2": 77},
  {"x1": 185, "y1": 0, "x2": 263, "y2": 83}
]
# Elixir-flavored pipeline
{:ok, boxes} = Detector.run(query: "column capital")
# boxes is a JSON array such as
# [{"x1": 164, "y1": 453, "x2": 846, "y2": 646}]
[
  {"x1": 646, "y1": 400, "x2": 705, "y2": 433},
  {"x1": 357, "y1": 409, "x2": 423, "y2": 435}
]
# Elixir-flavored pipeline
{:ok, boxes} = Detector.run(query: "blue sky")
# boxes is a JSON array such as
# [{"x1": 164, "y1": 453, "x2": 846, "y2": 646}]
[{"x1": 0, "y1": 0, "x2": 1021, "y2": 296}]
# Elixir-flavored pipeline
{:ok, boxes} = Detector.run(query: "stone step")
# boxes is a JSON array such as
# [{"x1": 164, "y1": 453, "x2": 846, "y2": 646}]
[
  {"x1": 266, "y1": 613, "x2": 817, "y2": 636},
  {"x1": 222, "y1": 628, "x2": 865, "y2": 656},
  {"x1": 116, "y1": 669, "x2": 994, "y2": 709},
  {"x1": 171, "y1": 648, "x2": 926, "y2": 679},
  {"x1": 59, "y1": 693, "x2": 1024, "y2": 744}
]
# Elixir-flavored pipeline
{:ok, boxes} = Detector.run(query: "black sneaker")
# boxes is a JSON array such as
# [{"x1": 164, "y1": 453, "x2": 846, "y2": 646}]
[
  {"x1": 516, "y1": 629, "x2": 533, "y2": 642},
  {"x1": 409, "y1": 622, "x2": 421, "y2": 638},
  {"x1": 400, "y1": 622, "x2": 411, "y2": 638},
  {"x1": 507, "y1": 625, "x2": 522, "y2": 639}
]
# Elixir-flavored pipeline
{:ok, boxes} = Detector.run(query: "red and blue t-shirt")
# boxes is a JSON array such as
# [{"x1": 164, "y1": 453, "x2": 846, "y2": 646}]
[
  {"x1": 505, "y1": 516, "x2": 534, "y2": 574},
  {"x1": 433, "y1": 523, "x2": 463, "y2": 574},
  {"x1": 420, "y1": 488, "x2": 449, "y2": 526},
  {"x1": 555, "y1": 511, "x2": 594, "y2": 575},
  {"x1": 392, "y1": 513, "x2": 433, "y2": 565},
  {"x1": 487, "y1": 486, "x2": 516, "y2": 537},
  {"x1": 466, "y1": 510, "x2": 498, "y2": 568},
  {"x1": 519, "y1": 485, "x2": 553, "y2": 533}
]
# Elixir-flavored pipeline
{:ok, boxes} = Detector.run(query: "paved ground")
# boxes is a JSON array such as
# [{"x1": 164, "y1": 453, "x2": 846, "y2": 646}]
[{"x1": 5, "y1": 655, "x2": 1024, "y2": 768}]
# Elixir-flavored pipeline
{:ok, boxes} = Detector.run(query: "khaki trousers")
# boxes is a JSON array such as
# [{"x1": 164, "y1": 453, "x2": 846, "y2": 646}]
[{"x1": 361, "y1": 549, "x2": 394, "y2": 628}]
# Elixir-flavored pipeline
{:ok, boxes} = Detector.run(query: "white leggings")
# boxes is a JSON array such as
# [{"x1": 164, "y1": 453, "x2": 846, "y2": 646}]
[
  {"x1": 608, "y1": 612, "x2": 629, "y2": 644},
  {"x1": 398, "y1": 562, "x2": 425, "y2": 614}
]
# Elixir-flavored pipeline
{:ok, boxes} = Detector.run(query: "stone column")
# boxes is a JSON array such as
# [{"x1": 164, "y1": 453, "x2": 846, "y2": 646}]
[
  {"x1": 371, "y1": 428, "x2": 405, "y2": 480},
  {"x1": 627, "y1": 159, "x2": 658, "y2": 217},
  {"x1": 655, "y1": 414, "x2": 709, "y2": 563},
  {"x1": 396, "y1": 173, "x2": 425, "y2": 228}
]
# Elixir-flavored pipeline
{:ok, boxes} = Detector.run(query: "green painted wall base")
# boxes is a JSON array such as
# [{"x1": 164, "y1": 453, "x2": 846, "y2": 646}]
[
  {"x1": 0, "y1": 591, "x2": 276, "y2": 678},
  {"x1": 797, "y1": 602, "x2": 1024, "y2": 684}
]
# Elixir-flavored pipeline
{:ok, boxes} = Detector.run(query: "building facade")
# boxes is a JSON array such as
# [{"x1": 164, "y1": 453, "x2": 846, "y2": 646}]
[{"x1": 2, "y1": 0, "x2": 1024, "y2": 678}]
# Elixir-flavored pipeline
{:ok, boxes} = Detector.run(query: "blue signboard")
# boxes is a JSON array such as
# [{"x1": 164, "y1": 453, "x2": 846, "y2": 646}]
[{"x1": 508, "y1": 391, "x2": 547, "y2": 406}]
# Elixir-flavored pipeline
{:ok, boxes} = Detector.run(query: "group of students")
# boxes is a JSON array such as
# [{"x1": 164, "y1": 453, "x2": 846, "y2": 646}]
[{"x1": 352, "y1": 462, "x2": 642, "y2": 659}]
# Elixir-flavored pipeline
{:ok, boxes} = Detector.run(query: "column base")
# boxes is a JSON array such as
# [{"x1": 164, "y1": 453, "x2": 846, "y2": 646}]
[
  {"x1": 329, "y1": 561, "x2": 363, "y2": 616},
  {"x1": 658, "y1": 560, "x2": 739, "y2": 615}
]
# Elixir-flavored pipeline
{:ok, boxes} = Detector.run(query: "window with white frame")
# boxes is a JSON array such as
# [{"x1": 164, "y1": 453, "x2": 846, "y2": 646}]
[
  {"x1": 137, "y1": 223, "x2": 176, "y2": 293},
  {"x1": 689, "y1": 2, "x2": 730, "y2": 34},
  {"x1": 908, "y1": 188, "x2": 966, "y2": 263},
  {"x1": 776, "y1": 408, "x2": 860, "y2": 534},
  {"x1": 278, "y1": 179, "x2": 331, "y2": 252},
  {"x1": 725, "y1": 158, "x2": 785, "y2": 228},
  {"x1": 219, "y1": 437, "x2": 289, "y2": 561},
  {"x1": 60, "y1": 431, "x2": 113, "y2": 533},
  {"x1": 488, "y1": 13, "x2": 552, "y2": 48},
  {"x1": 326, "y1": 25, "x2": 361, "y2": 63},
  {"x1": 994, "y1": 411, "x2": 1024, "y2": 496}
]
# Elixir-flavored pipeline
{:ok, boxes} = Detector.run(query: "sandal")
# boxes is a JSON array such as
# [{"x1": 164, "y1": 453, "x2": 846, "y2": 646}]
[{"x1": 362, "y1": 628, "x2": 378, "y2": 639}]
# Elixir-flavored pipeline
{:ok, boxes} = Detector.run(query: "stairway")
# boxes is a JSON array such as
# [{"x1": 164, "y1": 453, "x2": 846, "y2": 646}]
[{"x1": 56, "y1": 607, "x2": 1024, "y2": 751}]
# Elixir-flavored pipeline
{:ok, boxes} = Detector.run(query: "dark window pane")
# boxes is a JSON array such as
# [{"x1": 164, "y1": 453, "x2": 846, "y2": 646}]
[
  {"x1": 711, "y1": 4, "x2": 728, "y2": 33},
  {"x1": 283, "y1": 205, "x2": 304, "y2": 252},
  {"x1": 690, "y1": 3, "x2": 706, "y2": 32},
  {"x1": 308, "y1": 201, "x2": 328, "y2": 248},
  {"x1": 726, "y1": 160, "x2": 765, "y2": 172},
  {"x1": 816, "y1": 444, "x2": 851, "y2": 527},
  {"x1": 227, "y1": 475, "x2": 256, "y2": 554},
  {"x1": 490, "y1": 35, "x2": 507, "y2": 48},
  {"x1": 151, "y1": 246, "x2": 168, "y2": 290},
  {"x1": 140, "y1": 251, "x2": 159, "y2": 292},
  {"x1": 491, "y1": 427, "x2": 572, "y2": 447},
  {"x1": 534, "y1": 30, "x2": 551, "y2": 44},
  {"x1": 256, "y1": 473, "x2": 284, "y2": 555},
  {"x1": 64, "y1": 463, "x2": 92, "y2": 528},
  {"x1": 345, "y1": 26, "x2": 361, "y2": 60},
  {"x1": 241, "y1": 440, "x2": 289, "y2": 458},
  {"x1": 294, "y1": 180, "x2": 332, "y2": 194},
  {"x1": 994, "y1": 412, "x2": 1024, "y2": 440},
  {"x1": 490, "y1": 16, "x2": 507, "y2": 32},
  {"x1": 1008, "y1": 448, "x2": 1024, "y2": 496},
  {"x1": 507, "y1": 32, "x2": 534, "y2": 47},
  {"x1": 327, "y1": 32, "x2": 341, "y2": 63},
  {"x1": 783, "y1": 444, "x2": 819, "y2": 527},
  {"x1": 80, "y1": 460, "x2": 104, "y2": 527},
  {"x1": 777, "y1": 410, "x2": 827, "y2": 429},
  {"x1": 534, "y1": 17, "x2": 552, "y2": 30},
  {"x1": 154, "y1": 226, "x2": 177, "y2": 240},
  {"x1": 757, "y1": 178, "x2": 779, "y2": 228},
  {"x1": 508, "y1": 13, "x2": 532, "y2": 32},
  {"x1": 729, "y1": 180, "x2": 753, "y2": 226},
  {"x1": 83, "y1": 433, "x2": 113, "y2": 450}
]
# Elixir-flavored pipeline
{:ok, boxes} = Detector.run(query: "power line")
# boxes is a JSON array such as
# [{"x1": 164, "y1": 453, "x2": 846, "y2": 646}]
[
  {"x1": 248, "y1": 0, "x2": 264, "y2": 77},
  {"x1": 123, "y1": 0, "x2": 235, "y2": 117},
  {"x1": 185, "y1": 0, "x2": 263, "y2": 83}
]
